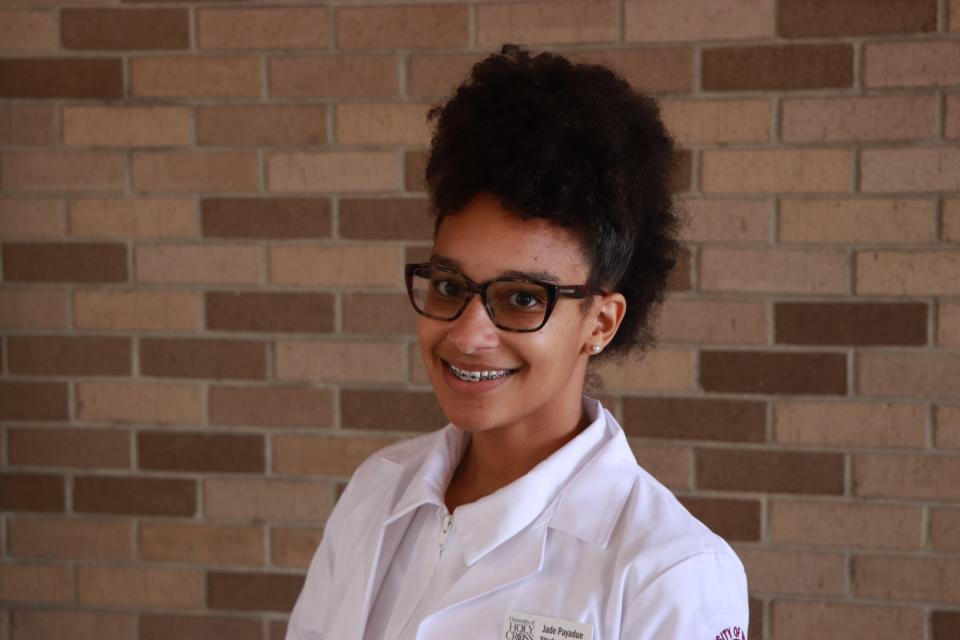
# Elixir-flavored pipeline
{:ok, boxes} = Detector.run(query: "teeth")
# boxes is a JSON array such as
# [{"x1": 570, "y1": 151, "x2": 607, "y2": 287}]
[{"x1": 447, "y1": 362, "x2": 513, "y2": 382}]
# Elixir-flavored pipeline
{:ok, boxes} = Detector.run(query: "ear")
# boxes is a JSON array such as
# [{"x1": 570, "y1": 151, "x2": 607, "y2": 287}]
[{"x1": 582, "y1": 292, "x2": 627, "y2": 356}]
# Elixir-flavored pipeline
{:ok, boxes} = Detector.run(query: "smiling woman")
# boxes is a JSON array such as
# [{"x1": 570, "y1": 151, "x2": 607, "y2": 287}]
[{"x1": 286, "y1": 44, "x2": 749, "y2": 640}]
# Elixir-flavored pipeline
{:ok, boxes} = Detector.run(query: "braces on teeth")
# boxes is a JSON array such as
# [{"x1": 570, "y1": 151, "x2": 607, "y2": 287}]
[{"x1": 448, "y1": 362, "x2": 512, "y2": 382}]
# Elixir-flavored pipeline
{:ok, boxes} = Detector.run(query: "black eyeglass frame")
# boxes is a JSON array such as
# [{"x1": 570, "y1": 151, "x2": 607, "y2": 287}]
[{"x1": 404, "y1": 262, "x2": 608, "y2": 333}]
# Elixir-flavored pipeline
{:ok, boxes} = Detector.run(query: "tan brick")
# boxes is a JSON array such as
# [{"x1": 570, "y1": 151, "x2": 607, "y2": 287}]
[
  {"x1": 269, "y1": 244, "x2": 401, "y2": 287},
  {"x1": 0, "y1": 9, "x2": 56, "y2": 51},
  {"x1": 0, "y1": 197, "x2": 64, "y2": 239},
  {"x1": 1, "y1": 150, "x2": 125, "y2": 192},
  {"x1": 783, "y1": 94, "x2": 936, "y2": 143},
  {"x1": 140, "y1": 522, "x2": 264, "y2": 566},
  {"x1": 953, "y1": 0, "x2": 960, "y2": 31},
  {"x1": 861, "y1": 147, "x2": 960, "y2": 193},
  {"x1": 855, "y1": 556, "x2": 960, "y2": 604},
  {"x1": 271, "y1": 527, "x2": 323, "y2": 568},
  {"x1": 0, "y1": 564, "x2": 72, "y2": 603},
  {"x1": 703, "y1": 44, "x2": 853, "y2": 91},
  {"x1": 8, "y1": 426, "x2": 130, "y2": 468},
  {"x1": 0, "y1": 288, "x2": 68, "y2": 329},
  {"x1": 9, "y1": 610, "x2": 135, "y2": 640},
  {"x1": 267, "y1": 151, "x2": 401, "y2": 193},
  {"x1": 273, "y1": 434, "x2": 397, "y2": 477},
  {"x1": 656, "y1": 299, "x2": 766, "y2": 345},
  {"x1": 865, "y1": 40, "x2": 960, "y2": 88},
  {"x1": 944, "y1": 198, "x2": 960, "y2": 242},
  {"x1": 209, "y1": 385, "x2": 334, "y2": 428},
  {"x1": 336, "y1": 103, "x2": 431, "y2": 146},
  {"x1": 661, "y1": 98, "x2": 771, "y2": 145},
  {"x1": 275, "y1": 340, "x2": 407, "y2": 384},
  {"x1": 564, "y1": 47, "x2": 696, "y2": 94},
  {"x1": 74, "y1": 289, "x2": 200, "y2": 331},
  {"x1": 947, "y1": 94, "x2": 960, "y2": 139},
  {"x1": 779, "y1": 197, "x2": 934, "y2": 244},
  {"x1": 477, "y1": 0, "x2": 617, "y2": 46},
  {"x1": 63, "y1": 106, "x2": 191, "y2": 147},
  {"x1": 678, "y1": 198, "x2": 770, "y2": 243},
  {"x1": 269, "y1": 54, "x2": 398, "y2": 98},
  {"x1": 0, "y1": 57, "x2": 122, "y2": 99},
  {"x1": 931, "y1": 507, "x2": 960, "y2": 552},
  {"x1": 625, "y1": 0, "x2": 773, "y2": 42},
  {"x1": 590, "y1": 348, "x2": 695, "y2": 391},
  {"x1": 405, "y1": 149, "x2": 428, "y2": 192},
  {"x1": 938, "y1": 406, "x2": 960, "y2": 450},
  {"x1": 855, "y1": 453, "x2": 960, "y2": 500},
  {"x1": 7, "y1": 515, "x2": 132, "y2": 560},
  {"x1": 770, "y1": 499, "x2": 921, "y2": 549},
  {"x1": 702, "y1": 149, "x2": 851, "y2": 194},
  {"x1": 208, "y1": 571, "x2": 303, "y2": 613},
  {"x1": 69, "y1": 197, "x2": 197, "y2": 239},
  {"x1": 61, "y1": 8, "x2": 188, "y2": 51},
  {"x1": 858, "y1": 352, "x2": 960, "y2": 400},
  {"x1": 198, "y1": 7, "x2": 328, "y2": 50},
  {"x1": 197, "y1": 105, "x2": 326, "y2": 146},
  {"x1": 131, "y1": 55, "x2": 260, "y2": 98},
  {"x1": 857, "y1": 250, "x2": 960, "y2": 295},
  {"x1": 337, "y1": 4, "x2": 467, "y2": 49},
  {"x1": 135, "y1": 244, "x2": 261, "y2": 285},
  {"x1": 132, "y1": 151, "x2": 259, "y2": 193},
  {"x1": 6, "y1": 103, "x2": 57, "y2": 145},
  {"x1": 204, "y1": 478, "x2": 333, "y2": 521},
  {"x1": 408, "y1": 52, "x2": 486, "y2": 98},
  {"x1": 78, "y1": 566, "x2": 203, "y2": 609},
  {"x1": 76, "y1": 381, "x2": 204, "y2": 424},
  {"x1": 737, "y1": 548, "x2": 845, "y2": 595},
  {"x1": 140, "y1": 615, "x2": 261, "y2": 640},
  {"x1": 774, "y1": 401, "x2": 926, "y2": 448},
  {"x1": 941, "y1": 303, "x2": 960, "y2": 348},
  {"x1": 771, "y1": 602, "x2": 923, "y2": 640},
  {"x1": 700, "y1": 248, "x2": 848, "y2": 294}
]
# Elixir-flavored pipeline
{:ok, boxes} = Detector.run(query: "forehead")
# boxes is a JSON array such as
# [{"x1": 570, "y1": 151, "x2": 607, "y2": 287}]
[{"x1": 432, "y1": 194, "x2": 588, "y2": 282}]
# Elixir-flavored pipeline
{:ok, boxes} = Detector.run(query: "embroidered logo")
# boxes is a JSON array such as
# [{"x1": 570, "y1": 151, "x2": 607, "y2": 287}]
[
  {"x1": 504, "y1": 615, "x2": 536, "y2": 640},
  {"x1": 714, "y1": 626, "x2": 746, "y2": 640}
]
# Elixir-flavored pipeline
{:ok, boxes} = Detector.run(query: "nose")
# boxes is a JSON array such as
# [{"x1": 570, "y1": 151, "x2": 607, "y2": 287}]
[{"x1": 446, "y1": 294, "x2": 499, "y2": 354}]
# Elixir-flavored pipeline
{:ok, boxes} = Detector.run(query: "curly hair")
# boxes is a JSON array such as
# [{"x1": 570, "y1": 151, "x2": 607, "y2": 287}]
[{"x1": 425, "y1": 44, "x2": 681, "y2": 360}]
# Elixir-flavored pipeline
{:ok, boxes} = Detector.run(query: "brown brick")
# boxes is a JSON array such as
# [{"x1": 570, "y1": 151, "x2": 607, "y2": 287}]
[
  {"x1": 771, "y1": 602, "x2": 922, "y2": 640},
  {"x1": 782, "y1": 94, "x2": 936, "y2": 143},
  {"x1": 621, "y1": 397, "x2": 765, "y2": 442},
  {"x1": 267, "y1": 151, "x2": 401, "y2": 193},
  {"x1": 477, "y1": 0, "x2": 618, "y2": 46},
  {"x1": 69, "y1": 196, "x2": 197, "y2": 239},
  {"x1": 855, "y1": 556, "x2": 960, "y2": 604},
  {"x1": 202, "y1": 197, "x2": 330, "y2": 239},
  {"x1": 779, "y1": 0, "x2": 935, "y2": 36},
  {"x1": 779, "y1": 197, "x2": 935, "y2": 244},
  {"x1": 197, "y1": 105, "x2": 326, "y2": 146},
  {"x1": 0, "y1": 381, "x2": 68, "y2": 421},
  {"x1": 78, "y1": 566, "x2": 204, "y2": 609},
  {"x1": 861, "y1": 147, "x2": 960, "y2": 193},
  {"x1": 336, "y1": 103, "x2": 431, "y2": 146},
  {"x1": 953, "y1": 0, "x2": 960, "y2": 31},
  {"x1": 140, "y1": 337, "x2": 266, "y2": 380},
  {"x1": 270, "y1": 245, "x2": 402, "y2": 288},
  {"x1": 702, "y1": 149, "x2": 851, "y2": 194},
  {"x1": 198, "y1": 6, "x2": 328, "y2": 50},
  {"x1": 273, "y1": 434, "x2": 398, "y2": 477},
  {"x1": 5, "y1": 103, "x2": 57, "y2": 145},
  {"x1": 668, "y1": 149, "x2": 692, "y2": 194},
  {"x1": 0, "y1": 9, "x2": 57, "y2": 51},
  {"x1": 339, "y1": 197, "x2": 432, "y2": 241},
  {"x1": 625, "y1": 0, "x2": 773, "y2": 42},
  {"x1": 204, "y1": 478, "x2": 332, "y2": 521},
  {"x1": 7, "y1": 515, "x2": 132, "y2": 560},
  {"x1": 8, "y1": 427, "x2": 130, "y2": 468},
  {"x1": 269, "y1": 54, "x2": 398, "y2": 98},
  {"x1": 74, "y1": 476, "x2": 195, "y2": 516},
  {"x1": 1, "y1": 150, "x2": 126, "y2": 191},
  {"x1": 341, "y1": 389, "x2": 444, "y2": 431},
  {"x1": 76, "y1": 381, "x2": 204, "y2": 424},
  {"x1": 738, "y1": 548, "x2": 845, "y2": 596},
  {"x1": 271, "y1": 527, "x2": 323, "y2": 568},
  {"x1": 9, "y1": 611, "x2": 136, "y2": 640},
  {"x1": 774, "y1": 401, "x2": 926, "y2": 448},
  {"x1": 933, "y1": 611, "x2": 960, "y2": 640},
  {"x1": 62, "y1": 8, "x2": 188, "y2": 50},
  {"x1": 629, "y1": 443, "x2": 692, "y2": 490},
  {"x1": 858, "y1": 352, "x2": 960, "y2": 400},
  {"x1": 405, "y1": 149, "x2": 428, "y2": 192},
  {"x1": 140, "y1": 522, "x2": 264, "y2": 566},
  {"x1": 855, "y1": 453, "x2": 960, "y2": 501},
  {"x1": 592, "y1": 348, "x2": 696, "y2": 392},
  {"x1": 775, "y1": 302, "x2": 926, "y2": 346},
  {"x1": 669, "y1": 247, "x2": 697, "y2": 293},
  {"x1": 929, "y1": 508, "x2": 960, "y2": 552},
  {"x1": 0, "y1": 57, "x2": 122, "y2": 98},
  {"x1": 702, "y1": 44, "x2": 853, "y2": 91},
  {"x1": 948, "y1": 95, "x2": 960, "y2": 140},
  {"x1": 342, "y1": 292, "x2": 418, "y2": 335},
  {"x1": 141, "y1": 615, "x2": 261, "y2": 640},
  {"x1": 337, "y1": 4, "x2": 467, "y2": 49},
  {"x1": 206, "y1": 291, "x2": 334, "y2": 333},
  {"x1": 0, "y1": 288, "x2": 68, "y2": 330},
  {"x1": 569, "y1": 48, "x2": 695, "y2": 94},
  {"x1": 135, "y1": 244, "x2": 262, "y2": 285},
  {"x1": 677, "y1": 496, "x2": 760, "y2": 541},
  {"x1": 138, "y1": 431, "x2": 264, "y2": 473},
  {"x1": 209, "y1": 385, "x2": 334, "y2": 428},
  {"x1": 701, "y1": 350, "x2": 847, "y2": 395},
  {"x1": 0, "y1": 564, "x2": 72, "y2": 603},
  {"x1": 656, "y1": 299, "x2": 767, "y2": 345},
  {"x1": 697, "y1": 449, "x2": 844, "y2": 494},
  {"x1": 131, "y1": 56, "x2": 260, "y2": 98},
  {"x1": 2, "y1": 242, "x2": 126, "y2": 283},
  {"x1": 208, "y1": 571, "x2": 303, "y2": 612},
  {"x1": 270, "y1": 620, "x2": 287, "y2": 640},
  {"x1": 770, "y1": 499, "x2": 921, "y2": 549},
  {"x1": 133, "y1": 150, "x2": 258, "y2": 193},
  {"x1": 8, "y1": 335, "x2": 131, "y2": 376},
  {"x1": 0, "y1": 197, "x2": 64, "y2": 239},
  {"x1": 74, "y1": 289, "x2": 201, "y2": 332},
  {"x1": 864, "y1": 41, "x2": 960, "y2": 88},
  {"x1": 64, "y1": 105, "x2": 192, "y2": 147},
  {"x1": 0, "y1": 473, "x2": 64, "y2": 512}
]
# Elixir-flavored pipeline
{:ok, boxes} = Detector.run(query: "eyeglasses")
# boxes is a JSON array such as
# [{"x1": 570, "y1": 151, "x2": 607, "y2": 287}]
[{"x1": 404, "y1": 262, "x2": 607, "y2": 332}]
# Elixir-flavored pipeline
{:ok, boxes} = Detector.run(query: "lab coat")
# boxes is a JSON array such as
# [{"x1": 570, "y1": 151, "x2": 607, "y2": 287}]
[{"x1": 286, "y1": 397, "x2": 750, "y2": 640}]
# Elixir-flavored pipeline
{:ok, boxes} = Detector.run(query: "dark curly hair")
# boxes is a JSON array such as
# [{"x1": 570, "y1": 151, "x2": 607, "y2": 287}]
[{"x1": 425, "y1": 44, "x2": 681, "y2": 360}]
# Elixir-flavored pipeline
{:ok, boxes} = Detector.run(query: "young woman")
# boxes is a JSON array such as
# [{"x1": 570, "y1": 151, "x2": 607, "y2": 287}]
[{"x1": 286, "y1": 45, "x2": 749, "y2": 640}]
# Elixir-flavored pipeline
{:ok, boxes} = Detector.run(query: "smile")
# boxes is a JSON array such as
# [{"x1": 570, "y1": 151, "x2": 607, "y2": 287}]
[{"x1": 445, "y1": 360, "x2": 518, "y2": 383}]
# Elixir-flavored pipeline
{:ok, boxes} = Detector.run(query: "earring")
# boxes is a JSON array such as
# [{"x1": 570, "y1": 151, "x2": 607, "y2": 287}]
[{"x1": 591, "y1": 344, "x2": 601, "y2": 354}]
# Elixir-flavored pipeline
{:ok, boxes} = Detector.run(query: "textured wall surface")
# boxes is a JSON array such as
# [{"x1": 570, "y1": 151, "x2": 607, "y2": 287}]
[{"x1": 1, "y1": 0, "x2": 959, "y2": 638}]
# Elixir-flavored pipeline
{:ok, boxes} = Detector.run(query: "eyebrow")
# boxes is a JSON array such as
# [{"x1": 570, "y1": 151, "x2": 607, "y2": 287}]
[{"x1": 430, "y1": 254, "x2": 561, "y2": 284}]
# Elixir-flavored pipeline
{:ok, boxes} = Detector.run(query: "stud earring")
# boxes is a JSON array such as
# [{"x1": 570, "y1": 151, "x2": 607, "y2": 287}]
[{"x1": 591, "y1": 344, "x2": 601, "y2": 354}]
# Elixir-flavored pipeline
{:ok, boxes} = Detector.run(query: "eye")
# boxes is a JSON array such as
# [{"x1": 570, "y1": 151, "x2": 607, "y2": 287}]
[
  {"x1": 432, "y1": 278, "x2": 464, "y2": 297},
  {"x1": 506, "y1": 289, "x2": 545, "y2": 309}
]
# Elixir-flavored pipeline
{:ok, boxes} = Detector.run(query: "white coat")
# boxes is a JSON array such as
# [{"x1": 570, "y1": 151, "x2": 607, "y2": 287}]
[{"x1": 286, "y1": 397, "x2": 750, "y2": 640}]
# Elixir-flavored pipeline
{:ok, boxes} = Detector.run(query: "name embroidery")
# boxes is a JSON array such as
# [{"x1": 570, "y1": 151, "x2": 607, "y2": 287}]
[{"x1": 503, "y1": 612, "x2": 593, "y2": 640}]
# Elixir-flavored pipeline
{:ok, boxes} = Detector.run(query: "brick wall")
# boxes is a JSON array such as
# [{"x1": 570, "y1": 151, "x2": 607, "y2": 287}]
[{"x1": 1, "y1": 0, "x2": 958, "y2": 638}]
